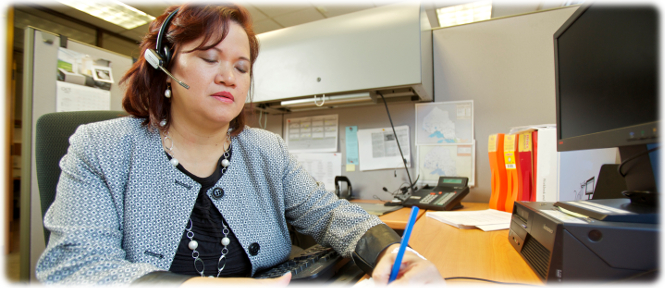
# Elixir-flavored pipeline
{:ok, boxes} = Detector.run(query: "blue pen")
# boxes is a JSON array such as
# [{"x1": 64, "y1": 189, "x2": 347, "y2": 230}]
[{"x1": 389, "y1": 206, "x2": 420, "y2": 283}]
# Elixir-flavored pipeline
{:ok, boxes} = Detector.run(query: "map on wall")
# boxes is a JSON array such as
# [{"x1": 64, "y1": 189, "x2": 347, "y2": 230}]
[
  {"x1": 417, "y1": 143, "x2": 475, "y2": 186},
  {"x1": 415, "y1": 101, "x2": 473, "y2": 145}
]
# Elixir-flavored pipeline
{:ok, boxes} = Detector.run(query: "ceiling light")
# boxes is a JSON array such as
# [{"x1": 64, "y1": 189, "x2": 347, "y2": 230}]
[
  {"x1": 436, "y1": 1, "x2": 492, "y2": 28},
  {"x1": 57, "y1": 0, "x2": 155, "y2": 30}
]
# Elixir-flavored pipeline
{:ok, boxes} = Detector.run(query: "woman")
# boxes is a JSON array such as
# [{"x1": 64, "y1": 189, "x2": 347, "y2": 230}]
[{"x1": 36, "y1": 3, "x2": 444, "y2": 286}]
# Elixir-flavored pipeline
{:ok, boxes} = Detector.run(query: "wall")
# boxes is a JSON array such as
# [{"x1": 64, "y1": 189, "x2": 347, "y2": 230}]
[
  {"x1": 432, "y1": 6, "x2": 578, "y2": 202},
  {"x1": 250, "y1": 101, "x2": 419, "y2": 201},
  {"x1": 248, "y1": 6, "x2": 581, "y2": 203}
]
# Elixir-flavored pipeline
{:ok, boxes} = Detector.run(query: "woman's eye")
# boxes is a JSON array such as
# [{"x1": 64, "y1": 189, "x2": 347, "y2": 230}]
[
  {"x1": 236, "y1": 66, "x2": 248, "y2": 73},
  {"x1": 202, "y1": 57, "x2": 216, "y2": 63}
]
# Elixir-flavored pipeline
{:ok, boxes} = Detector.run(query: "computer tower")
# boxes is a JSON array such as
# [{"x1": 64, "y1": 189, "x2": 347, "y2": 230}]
[{"x1": 508, "y1": 201, "x2": 658, "y2": 283}]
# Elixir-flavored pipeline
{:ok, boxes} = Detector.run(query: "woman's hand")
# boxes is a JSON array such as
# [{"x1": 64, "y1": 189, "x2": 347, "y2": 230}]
[
  {"x1": 372, "y1": 244, "x2": 445, "y2": 286},
  {"x1": 180, "y1": 271, "x2": 291, "y2": 287}
]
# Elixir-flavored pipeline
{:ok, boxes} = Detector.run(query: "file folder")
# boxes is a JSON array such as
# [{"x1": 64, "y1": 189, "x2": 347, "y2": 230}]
[
  {"x1": 503, "y1": 134, "x2": 520, "y2": 213},
  {"x1": 517, "y1": 131, "x2": 534, "y2": 202},
  {"x1": 488, "y1": 134, "x2": 508, "y2": 211}
]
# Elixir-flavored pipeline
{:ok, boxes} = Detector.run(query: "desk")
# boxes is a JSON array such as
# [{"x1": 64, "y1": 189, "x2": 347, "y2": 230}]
[
  {"x1": 409, "y1": 202, "x2": 543, "y2": 285},
  {"x1": 351, "y1": 200, "x2": 426, "y2": 230}
]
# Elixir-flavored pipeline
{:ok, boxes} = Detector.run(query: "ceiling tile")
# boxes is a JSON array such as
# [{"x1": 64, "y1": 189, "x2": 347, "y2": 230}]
[
  {"x1": 313, "y1": 4, "x2": 375, "y2": 18},
  {"x1": 272, "y1": 7, "x2": 325, "y2": 28},
  {"x1": 244, "y1": 4, "x2": 268, "y2": 22},
  {"x1": 253, "y1": 4, "x2": 311, "y2": 18},
  {"x1": 253, "y1": 19, "x2": 283, "y2": 34}
]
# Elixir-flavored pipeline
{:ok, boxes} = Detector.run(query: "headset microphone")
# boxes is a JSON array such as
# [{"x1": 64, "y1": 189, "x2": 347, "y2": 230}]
[
  {"x1": 145, "y1": 49, "x2": 190, "y2": 89},
  {"x1": 146, "y1": 7, "x2": 190, "y2": 90}
]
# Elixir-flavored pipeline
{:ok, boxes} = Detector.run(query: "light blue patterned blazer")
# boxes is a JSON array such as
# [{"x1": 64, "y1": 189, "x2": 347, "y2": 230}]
[{"x1": 35, "y1": 117, "x2": 385, "y2": 285}]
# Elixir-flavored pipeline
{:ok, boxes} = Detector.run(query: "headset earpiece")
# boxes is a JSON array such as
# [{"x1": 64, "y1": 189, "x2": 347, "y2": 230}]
[{"x1": 162, "y1": 45, "x2": 173, "y2": 68}]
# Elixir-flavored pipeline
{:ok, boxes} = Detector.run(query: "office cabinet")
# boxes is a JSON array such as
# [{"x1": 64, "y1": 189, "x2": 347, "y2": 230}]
[{"x1": 252, "y1": 1, "x2": 433, "y2": 104}]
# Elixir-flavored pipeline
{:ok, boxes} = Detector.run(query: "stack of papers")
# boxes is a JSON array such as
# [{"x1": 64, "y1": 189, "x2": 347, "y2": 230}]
[{"x1": 426, "y1": 209, "x2": 513, "y2": 231}]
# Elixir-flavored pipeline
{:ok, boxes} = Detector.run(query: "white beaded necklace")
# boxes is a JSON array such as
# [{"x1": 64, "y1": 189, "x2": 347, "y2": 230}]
[
  {"x1": 159, "y1": 119, "x2": 233, "y2": 277},
  {"x1": 185, "y1": 219, "x2": 231, "y2": 277},
  {"x1": 159, "y1": 119, "x2": 231, "y2": 171}
]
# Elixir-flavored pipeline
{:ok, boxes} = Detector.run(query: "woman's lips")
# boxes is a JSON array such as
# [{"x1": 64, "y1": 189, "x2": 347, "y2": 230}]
[{"x1": 212, "y1": 91, "x2": 234, "y2": 103}]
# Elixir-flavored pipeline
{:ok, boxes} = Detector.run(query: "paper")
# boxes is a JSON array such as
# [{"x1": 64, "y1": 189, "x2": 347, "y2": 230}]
[
  {"x1": 415, "y1": 100, "x2": 473, "y2": 145},
  {"x1": 56, "y1": 81, "x2": 110, "y2": 112},
  {"x1": 354, "y1": 278, "x2": 375, "y2": 287},
  {"x1": 346, "y1": 164, "x2": 356, "y2": 172},
  {"x1": 286, "y1": 115, "x2": 338, "y2": 153},
  {"x1": 426, "y1": 209, "x2": 512, "y2": 230},
  {"x1": 292, "y1": 153, "x2": 342, "y2": 192},
  {"x1": 417, "y1": 142, "x2": 475, "y2": 187},
  {"x1": 541, "y1": 210, "x2": 588, "y2": 224},
  {"x1": 345, "y1": 126, "x2": 359, "y2": 165},
  {"x1": 357, "y1": 126, "x2": 411, "y2": 171}
]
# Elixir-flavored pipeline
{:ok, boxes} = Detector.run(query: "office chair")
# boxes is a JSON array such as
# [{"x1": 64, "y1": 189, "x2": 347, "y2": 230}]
[
  {"x1": 35, "y1": 110, "x2": 128, "y2": 245},
  {"x1": 34, "y1": 110, "x2": 310, "y2": 258}
]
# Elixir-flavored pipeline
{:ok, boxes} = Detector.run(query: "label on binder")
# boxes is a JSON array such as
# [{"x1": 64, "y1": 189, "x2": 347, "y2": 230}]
[
  {"x1": 504, "y1": 134, "x2": 517, "y2": 170},
  {"x1": 488, "y1": 134, "x2": 498, "y2": 152}
]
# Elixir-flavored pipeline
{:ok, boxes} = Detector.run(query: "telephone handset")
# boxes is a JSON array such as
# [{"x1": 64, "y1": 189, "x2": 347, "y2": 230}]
[{"x1": 403, "y1": 176, "x2": 469, "y2": 211}]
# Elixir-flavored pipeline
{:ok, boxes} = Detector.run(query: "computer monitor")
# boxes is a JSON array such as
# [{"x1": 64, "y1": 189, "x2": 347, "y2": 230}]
[{"x1": 554, "y1": 3, "x2": 660, "y2": 195}]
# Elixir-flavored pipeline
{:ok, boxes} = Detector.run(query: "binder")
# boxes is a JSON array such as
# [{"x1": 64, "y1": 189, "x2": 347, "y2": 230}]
[
  {"x1": 488, "y1": 134, "x2": 507, "y2": 211},
  {"x1": 503, "y1": 134, "x2": 520, "y2": 213},
  {"x1": 531, "y1": 130, "x2": 538, "y2": 202},
  {"x1": 517, "y1": 131, "x2": 535, "y2": 202}
]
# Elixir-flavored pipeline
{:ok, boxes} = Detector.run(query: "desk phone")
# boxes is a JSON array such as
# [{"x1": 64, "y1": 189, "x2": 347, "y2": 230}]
[{"x1": 403, "y1": 176, "x2": 469, "y2": 211}]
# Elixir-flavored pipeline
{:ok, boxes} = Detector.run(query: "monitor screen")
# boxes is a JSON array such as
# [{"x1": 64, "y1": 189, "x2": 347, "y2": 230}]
[{"x1": 554, "y1": 4, "x2": 659, "y2": 152}]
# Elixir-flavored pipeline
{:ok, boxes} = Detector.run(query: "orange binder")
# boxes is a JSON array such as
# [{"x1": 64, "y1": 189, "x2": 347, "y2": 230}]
[
  {"x1": 531, "y1": 130, "x2": 538, "y2": 202},
  {"x1": 503, "y1": 134, "x2": 520, "y2": 213},
  {"x1": 488, "y1": 134, "x2": 508, "y2": 211},
  {"x1": 517, "y1": 131, "x2": 534, "y2": 202}
]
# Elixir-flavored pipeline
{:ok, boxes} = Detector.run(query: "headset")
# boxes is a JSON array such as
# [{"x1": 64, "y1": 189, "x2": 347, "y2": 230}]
[{"x1": 144, "y1": 7, "x2": 190, "y2": 89}]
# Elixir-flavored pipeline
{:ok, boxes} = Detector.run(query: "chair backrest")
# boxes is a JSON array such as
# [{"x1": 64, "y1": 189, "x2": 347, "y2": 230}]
[{"x1": 35, "y1": 110, "x2": 128, "y2": 245}]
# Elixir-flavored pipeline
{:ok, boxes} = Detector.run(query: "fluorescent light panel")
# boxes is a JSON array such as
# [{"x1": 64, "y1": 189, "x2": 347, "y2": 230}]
[
  {"x1": 437, "y1": 1, "x2": 492, "y2": 28},
  {"x1": 57, "y1": 0, "x2": 155, "y2": 30}
]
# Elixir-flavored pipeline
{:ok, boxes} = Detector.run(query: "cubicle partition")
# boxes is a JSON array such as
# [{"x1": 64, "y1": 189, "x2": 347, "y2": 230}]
[
  {"x1": 255, "y1": 6, "x2": 579, "y2": 203},
  {"x1": 20, "y1": 27, "x2": 132, "y2": 281}
]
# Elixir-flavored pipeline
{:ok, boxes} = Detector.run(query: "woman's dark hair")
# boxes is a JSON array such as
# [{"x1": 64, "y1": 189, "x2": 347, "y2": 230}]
[{"x1": 120, "y1": 3, "x2": 259, "y2": 136}]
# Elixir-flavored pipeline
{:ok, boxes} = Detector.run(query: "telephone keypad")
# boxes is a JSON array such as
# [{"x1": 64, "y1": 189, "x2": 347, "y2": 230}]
[{"x1": 419, "y1": 194, "x2": 439, "y2": 204}]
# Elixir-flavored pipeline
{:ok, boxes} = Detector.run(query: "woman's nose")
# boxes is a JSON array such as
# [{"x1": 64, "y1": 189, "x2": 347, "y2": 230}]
[{"x1": 215, "y1": 63, "x2": 235, "y2": 86}]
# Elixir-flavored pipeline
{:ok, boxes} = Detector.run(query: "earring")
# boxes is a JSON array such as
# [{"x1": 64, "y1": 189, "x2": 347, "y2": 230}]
[{"x1": 164, "y1": 85, "x2": 172, "y2": 98}]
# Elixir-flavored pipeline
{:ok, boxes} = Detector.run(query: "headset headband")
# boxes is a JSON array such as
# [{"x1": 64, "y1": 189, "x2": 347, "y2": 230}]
[{"x1": 155, "y1": 7, "x2": 180, "y2": 53}]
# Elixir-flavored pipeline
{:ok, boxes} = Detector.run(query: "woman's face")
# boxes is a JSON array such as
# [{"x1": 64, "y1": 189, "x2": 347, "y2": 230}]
[{"x1": 168, "y1": 21, "x2": 251, "y2": 128}]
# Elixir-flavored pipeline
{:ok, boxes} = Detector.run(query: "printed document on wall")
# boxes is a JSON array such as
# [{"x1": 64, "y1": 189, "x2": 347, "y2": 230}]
[
  {"x1": 286, "y1": 115, "x2": 338, "y2": 153},
  {"x1": 357, "y1": 126, "x2": 411, "y2": 171},
  {"x1": 417, "y1": 142, "x2": 476, "y2": 187},
  {"x1": 415, "y1": 101, "x2": 473, "y2": 145},
  {"x1": 292, "y1": 153, "x2": 342, "y2": 192},
  {"x1": 56, "y1": 81, "x2": 110, "y2": 112}
]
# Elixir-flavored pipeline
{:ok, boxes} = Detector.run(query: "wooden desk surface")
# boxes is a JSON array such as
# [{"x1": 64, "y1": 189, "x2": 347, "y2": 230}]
[
  {"x1": 410, "y1": 202, "x2": 543, "y2": 285},
  {"x1": 351, "y1": 200, "x2": 426, "y2": 230}
]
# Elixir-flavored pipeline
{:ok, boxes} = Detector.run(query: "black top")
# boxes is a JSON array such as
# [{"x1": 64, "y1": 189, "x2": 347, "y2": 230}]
[{"x1": 168, "y1": 148, "x2": 252, "y2": 277}]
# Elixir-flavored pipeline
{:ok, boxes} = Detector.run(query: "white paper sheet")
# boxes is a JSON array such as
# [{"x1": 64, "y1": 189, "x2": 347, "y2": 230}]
[
  {"x1": 56, "y1": 81, "x2": 110, "y2": 112},
  {"x1": 292, "y1": 153, "x2": 342, "y2": 192},
  {"x1": 285, "y1": 115, "x2": 338, "y2": 153},
  {"x1": 357, "y1": 126, "x2": 411, "y2": 171},
  {"x1": 426, "y1": 209, "x2": 512, "y2": 230}
]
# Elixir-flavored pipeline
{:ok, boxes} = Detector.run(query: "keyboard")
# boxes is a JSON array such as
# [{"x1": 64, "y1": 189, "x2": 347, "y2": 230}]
[{"x1": 253, "y1": 244, "x2": 345, "y2": 282}]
